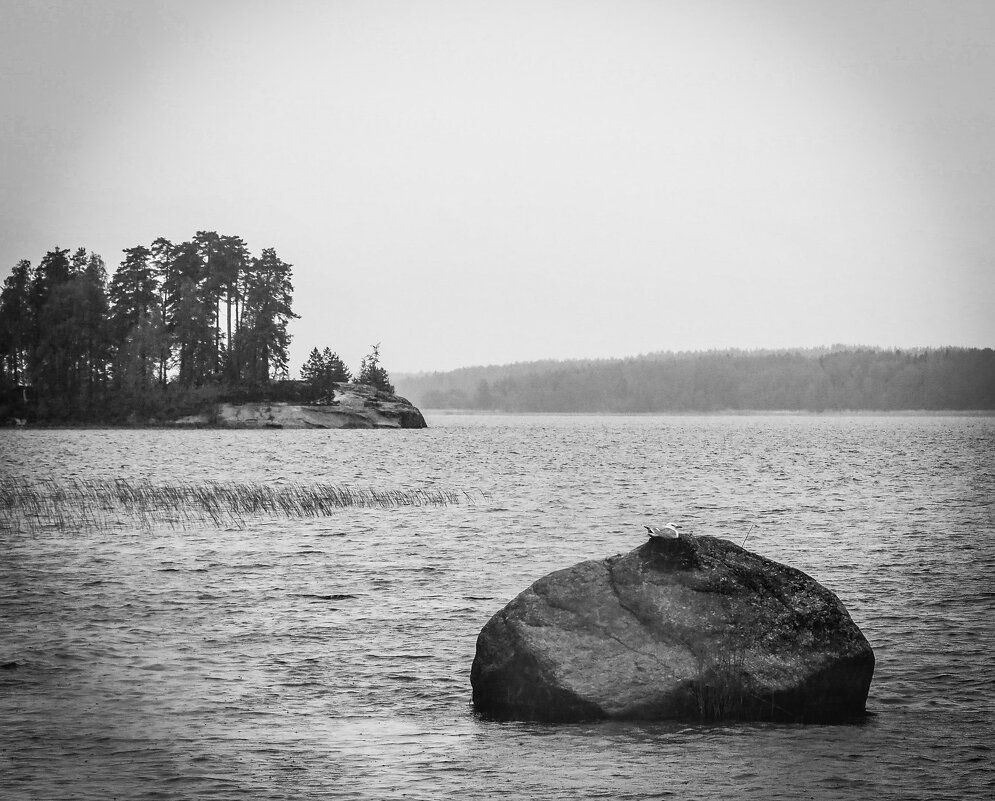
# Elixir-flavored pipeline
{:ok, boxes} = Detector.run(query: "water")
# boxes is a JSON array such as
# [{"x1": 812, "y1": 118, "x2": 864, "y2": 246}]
[{"x1": 1, "y1": 415, "x2": 993, "y2": 800}]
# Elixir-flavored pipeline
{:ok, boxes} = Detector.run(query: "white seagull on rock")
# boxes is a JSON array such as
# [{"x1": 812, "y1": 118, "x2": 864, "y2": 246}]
[{"x1": 644, "y1": 523, "x2": 680, "y2": 539}]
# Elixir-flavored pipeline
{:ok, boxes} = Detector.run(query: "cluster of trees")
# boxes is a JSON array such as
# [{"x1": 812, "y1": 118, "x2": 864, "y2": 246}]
[
  {"x1": 0, "y1": 232, "x2": 402, "y2": 423},
  {"x1": 298, "y1": 342, "x2": 395, "y2": 397},
  {"x1": 399, "y1": 347, "x2": 995, "y2": 412},
  {"x1": 356, "y1": 343, "x2": 395, "y2": 394},
  {"x1": 0, "y1": 232, "x2": 299, "y2": 421},
  {"x1": 300, "y1": 347, "x2": 352, "y2": 397}
]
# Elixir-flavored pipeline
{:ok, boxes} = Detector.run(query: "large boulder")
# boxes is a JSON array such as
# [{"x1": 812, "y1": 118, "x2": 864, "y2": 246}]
[{"x1": 471, "y1": 532, "x2": 874, "y2": 723}]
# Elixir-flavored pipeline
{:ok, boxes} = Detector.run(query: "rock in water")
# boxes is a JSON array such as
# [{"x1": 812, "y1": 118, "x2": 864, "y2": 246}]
[
  {"x1": 211, "y1": 384, "x2": 427, "y2": 429},
  {"x1": 471, "y1": 533, "x2": 874, "y2": 723}
]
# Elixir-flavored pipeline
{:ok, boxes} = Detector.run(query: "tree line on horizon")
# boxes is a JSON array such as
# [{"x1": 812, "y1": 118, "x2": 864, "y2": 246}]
[
  {"x1": 397, "y1": 347, "x2": 995, "y2": 412},
  {"x1": 0, "y1": 234, "x2": 393, "y2": 423}
]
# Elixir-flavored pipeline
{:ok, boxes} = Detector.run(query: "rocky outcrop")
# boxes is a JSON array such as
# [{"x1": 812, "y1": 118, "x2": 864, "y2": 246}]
[
  {"x1": 176, "y1": 384, "x2": 427, "y2": 429},
  {"x1": 471, "y1": 532, "x2": 874, "y2": 723}
]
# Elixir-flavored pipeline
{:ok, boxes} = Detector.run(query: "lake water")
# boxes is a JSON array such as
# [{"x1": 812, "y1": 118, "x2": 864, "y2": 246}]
[{"x1": 1, "y1": 414, "x2": 993, "y2": 800}]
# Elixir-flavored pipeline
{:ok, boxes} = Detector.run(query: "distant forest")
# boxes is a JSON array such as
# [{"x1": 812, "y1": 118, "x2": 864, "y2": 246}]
[
  {"x1": 0, "y1": 234, "x2": 392, "y2": 424},
  {"x1": 396, "y1": 348, "x2": 995, "y2": 412}
]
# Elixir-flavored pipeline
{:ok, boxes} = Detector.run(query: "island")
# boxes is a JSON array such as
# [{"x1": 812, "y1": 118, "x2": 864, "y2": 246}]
[{"x1": 0, "y1": 234, "x2": 426, "y2": 428}]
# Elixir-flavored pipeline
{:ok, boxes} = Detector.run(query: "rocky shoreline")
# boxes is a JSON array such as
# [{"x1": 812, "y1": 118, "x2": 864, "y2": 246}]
[
  {"x1": 4, "y1": 384, "x2": 427, "y2": 429},
  {"x1": 174, "y1": 384, "x2": 427, "y2": 429}
]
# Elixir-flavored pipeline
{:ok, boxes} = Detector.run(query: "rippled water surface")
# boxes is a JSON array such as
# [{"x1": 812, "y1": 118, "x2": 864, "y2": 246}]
[{"x1": 2, "y1": 415, "x2": 993, "y2": 800}]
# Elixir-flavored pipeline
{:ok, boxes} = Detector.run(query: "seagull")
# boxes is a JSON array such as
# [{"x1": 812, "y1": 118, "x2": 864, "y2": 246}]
[{"x1": 645, "y1": 523, "x2": 680, "y2": 539}]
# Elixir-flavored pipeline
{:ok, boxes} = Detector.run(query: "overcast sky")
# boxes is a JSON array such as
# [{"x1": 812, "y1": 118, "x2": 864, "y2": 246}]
[{"x1": 2, "y1": 0, "x2": 993, "y2": 374}]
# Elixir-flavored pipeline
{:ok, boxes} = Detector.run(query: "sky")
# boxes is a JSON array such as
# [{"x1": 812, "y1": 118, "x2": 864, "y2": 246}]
[{"x1": 2, "y1": 0, "x2": 994, "y2": 375}]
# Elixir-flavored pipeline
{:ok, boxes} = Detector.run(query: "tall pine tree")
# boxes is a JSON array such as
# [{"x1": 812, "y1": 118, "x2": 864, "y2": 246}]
[
  {"x1": 0, "y1": 259, "x2": 32, "y2": 387},
  {"x1": 236, "y1": 248, "x2": 297, "y2": 383}
]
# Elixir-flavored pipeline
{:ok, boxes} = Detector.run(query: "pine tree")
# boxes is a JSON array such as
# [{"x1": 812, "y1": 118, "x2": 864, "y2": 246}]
[
  {"x1": 301, "y1": 346, "x2": 351, "y2": 400},
  {"x1": 0, "y1": 259, "x2": 32, "y2": 386},
  {"x1": 216, "y1": 235, "x2": 249, "y2": 382},
  {"x1": 28, "y1": 251, "x2": 110, "y2": 419},
  {"x1": 109, "y1": 246, "x2": 167, "y2": 396},
  {"x1": 149, "y1": 237, "x2": 175, "y2": 387},
  {"x1": 109, "y1": 246, "x2": 158, "y2": 340},
  {"x1": 237, "y1": 248, "x2": 297, "y2": 383},
  {"x1": 321, "y1": 348, "x2": 350, "y2": 382},
  {"x1": 357, "y1": 343, "x2": 394, "y2": 393},
  {"x1": 77, "y1": 253, "x2": 111, "y2": 412},
  {"x1": 164, "y1": 240, "x2": 217, "y2": 386},
  {"x1": 27, "y1": 248, "x2": 71, "y2": 352}
]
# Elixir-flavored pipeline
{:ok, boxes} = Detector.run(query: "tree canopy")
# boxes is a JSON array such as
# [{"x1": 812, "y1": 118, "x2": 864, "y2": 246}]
[
  {"x1": 300, "y1": 347, "x2": 351, "y2": 400},
  {"x1": 1, "y1": 234, "x2": 297, "y2": 422},
  {"x1": 0, "y1": 232, "x2": 401, "y2": 423},
  {"x1": 356, "y1": 343, "x2": 395, "y2": 394}
]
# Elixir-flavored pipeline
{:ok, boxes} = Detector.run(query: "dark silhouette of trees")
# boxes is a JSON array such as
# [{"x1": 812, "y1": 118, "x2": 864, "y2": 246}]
[
  {"x1": 21, "y1": 249, "x2": 111, "y2": 419},
  {"x1": 109, "y1": 245, "x2": 161, "y2": 397},
  {"x1": 404, "y1": 347, "x2": 995, "y2": 412},
  {"x1": 357, "y1": 343, "x2": 394, "y2": 393},
  {"x1": 300, "y1": 347, "x2": 351, "y2": 400},
  {"x1": 149, "y1": 237, "x2": 175, "y2": 387},
  {"x1": 216, "y1": 235, "x2": 249, "y2": 382},
  {"x1": 27, "y1": 248, "x2": 71, "y2": 352},
  {"x1": 164, "y1": 240, "x2": 216, "y2": 387},
  {"x1": 76, "y1": 252, "x2": 112, "y2": 414},
  {"x1": 0, "y1": 232, "x2": 310, "y2": 423},
  {"x1": 234, "y1": 247, "x2": 297, "y2": 384},
  {"x1": 0, "y1": 259, "x2": 31, "y2": 385},
  {"x1": 109, "y1": 246, "x2": 157, "y2": 341}
]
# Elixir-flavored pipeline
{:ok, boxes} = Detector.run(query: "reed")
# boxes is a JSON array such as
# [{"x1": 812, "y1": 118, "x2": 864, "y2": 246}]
[
  {"x1": 0, "y1": 477, "x2": 477, "y2": 532},
  {"x1": 690, "y1": 648, "x2": 751, "y2": 720}
]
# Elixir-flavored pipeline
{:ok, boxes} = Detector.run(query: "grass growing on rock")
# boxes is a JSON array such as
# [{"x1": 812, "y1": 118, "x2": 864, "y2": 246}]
[
  {"x1": 0, "y1": 477, "x2": 476, "y2": 532},
  {"x1": 690, "y1": 649, "x2": 752, "y2": 720}
]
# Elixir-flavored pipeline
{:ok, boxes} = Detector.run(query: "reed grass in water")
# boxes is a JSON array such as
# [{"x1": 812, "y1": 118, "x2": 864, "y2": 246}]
[{"x1": 0, "y1": 477, "x2": 476, "y2": 532}]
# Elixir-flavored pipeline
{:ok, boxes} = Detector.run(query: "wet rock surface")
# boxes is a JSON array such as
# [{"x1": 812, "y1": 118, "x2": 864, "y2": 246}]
[
  {"x1": 178, "y1": 384, "x2": 428, "y2": 429},
  {"x1": 471, "y1": 533, "x2": 874, "y2": 723}
]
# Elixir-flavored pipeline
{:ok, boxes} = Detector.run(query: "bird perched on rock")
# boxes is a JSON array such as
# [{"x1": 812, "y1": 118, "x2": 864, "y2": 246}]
[{"x1": 644, "y1": 523, "x2": 680, "y2": 539}]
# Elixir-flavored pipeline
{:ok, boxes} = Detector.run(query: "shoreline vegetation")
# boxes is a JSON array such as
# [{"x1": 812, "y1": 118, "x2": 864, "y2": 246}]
[
  {"x1": 0, "y1": 235, "x2": 398, "y2": 426},
  {"x1": 0, "y1": 477, "x2": 478, "y2": 532},
  {"x1": 396, "y1": 346, "x2": 995, "y2": 414}
]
